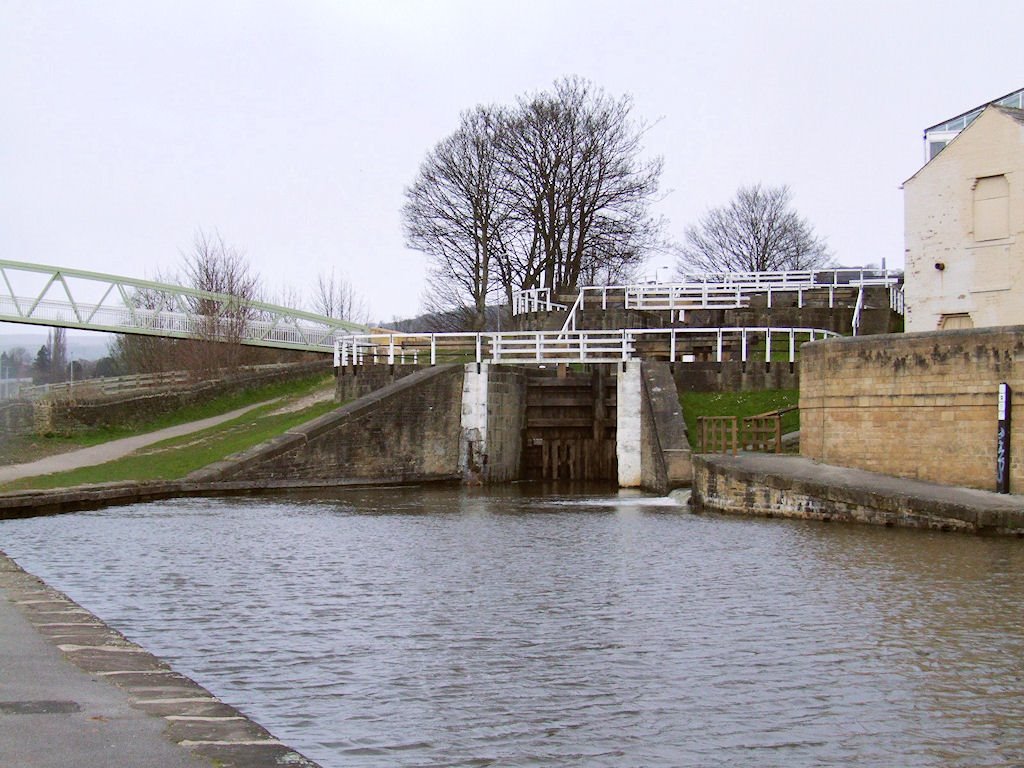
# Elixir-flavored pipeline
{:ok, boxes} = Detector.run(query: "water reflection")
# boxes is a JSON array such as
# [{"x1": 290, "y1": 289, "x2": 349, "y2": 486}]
[{"x1": 1, "y1": 486, "x2": 1023, "y2": 767}]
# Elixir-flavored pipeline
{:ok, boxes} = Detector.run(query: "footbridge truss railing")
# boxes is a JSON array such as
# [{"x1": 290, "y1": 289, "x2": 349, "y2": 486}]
[
  {"x1": 337, "y1": 327, "x2": 840, "y2": 366},
  {"x1": 0, "y1": 259, "x2": 367, "y2": 353}
]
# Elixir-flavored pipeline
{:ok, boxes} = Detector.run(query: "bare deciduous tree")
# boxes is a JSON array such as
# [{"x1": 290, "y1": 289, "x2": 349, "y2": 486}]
[
  {"x1": 675, "y1": 184, "x2": 831, "y2": 275},
  {"x1": 501, "y1": 77, "x2": 662, "y2": 295},
  {"x1": 312, "y1": 268, "x2": 368, "y2": 324},
  {"x1": 403, "y1": 78, "x2": 663, "y2": 329},
  {"x1": 403, "y1": 105, "x2": 511, "y2": 330},
  {"x1": 111, "y1": 230, "x2": 264, "y2": 375}
]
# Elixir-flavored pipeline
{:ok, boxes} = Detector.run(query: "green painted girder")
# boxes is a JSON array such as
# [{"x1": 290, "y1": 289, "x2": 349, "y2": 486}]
[{"x1": 0, "y1": 258, "x2": 369, "y2": 353}]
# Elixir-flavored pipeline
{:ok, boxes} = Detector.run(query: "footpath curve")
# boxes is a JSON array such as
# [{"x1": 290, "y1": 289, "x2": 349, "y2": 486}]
[{"x1": 0, "y1": 403, "x2": 269, "y2": 485}]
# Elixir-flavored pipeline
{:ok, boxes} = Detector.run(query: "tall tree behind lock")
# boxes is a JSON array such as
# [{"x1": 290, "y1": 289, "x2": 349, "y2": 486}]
[
  {"x1": 675, "y1": 184, "x2": 831, "y2": 275},
  {"x1": 403, "y1": 78, "x2": 663, "y2": 330},
  {"x1": 404, "y1": 105, "x2": 511, "y2": 330},
  {"x1": 500, "y1": 77, "x2": 662, "y2": 296}
]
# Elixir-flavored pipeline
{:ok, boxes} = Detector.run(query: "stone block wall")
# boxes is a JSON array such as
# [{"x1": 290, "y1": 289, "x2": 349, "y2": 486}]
[
  {"x1": 335, "y1": 364, "x2": 421, "y2": 402},
  {"x1": 800, "y1": 326, "x2": 1024, "y2": 491},
  {"x1": 640, "y1": 361, "x2": 692, "y2": 493},
  {"x1": 0, "y1": 401, "x2": 34, "y2": 436},
  {"x1": 203, "y1": 365, "x2": 464, "y2": 484},
  {"x1": 691, "y1": 454, "x2": 1024, "y2": 533},
  {"x1": 673, "y1": 361, "x2": 799, "y2": 393}
]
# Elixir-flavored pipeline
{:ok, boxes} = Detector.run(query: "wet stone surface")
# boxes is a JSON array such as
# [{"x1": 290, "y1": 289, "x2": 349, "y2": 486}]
[{"x1": 0, "y1": 700, "x2": 82, "y2": 715}]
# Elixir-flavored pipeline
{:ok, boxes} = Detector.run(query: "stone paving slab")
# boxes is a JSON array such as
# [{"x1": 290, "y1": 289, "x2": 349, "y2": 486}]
[{"x1": 0, "y1": 551, "x2": 321, "y2": 768}]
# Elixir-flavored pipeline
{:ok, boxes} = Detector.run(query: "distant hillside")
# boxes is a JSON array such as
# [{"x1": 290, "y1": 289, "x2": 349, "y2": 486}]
[{"x1": 0, "y1": 328, "x2": 114, "y2": 360}]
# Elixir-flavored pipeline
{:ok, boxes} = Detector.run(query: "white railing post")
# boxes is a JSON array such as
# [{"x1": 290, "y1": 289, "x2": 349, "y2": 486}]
[
  {"x1": 670, "y1": 330, "x2": 676, "y2": 362},
  {"x1": 789, "y1": 329, "x2": 796, "y2": 363},
  {"x1": 536, "y1": 332, "x2": 542, "y2": 362},
  {"x1": 430, "y1": 334, "x2": 436, "y2": 366},
  {"x1": 741, "y1": 329, "x2": 747, "y2": 362},
  {"x1": 388, "y1": 336, "x2": 395, "y2": 365},
  {"x1": 765, "y1": 329, "x2": 772, "y2": 363},
  {"x1": 476, "y1": 334, "x2": 482, "y2": 364}
]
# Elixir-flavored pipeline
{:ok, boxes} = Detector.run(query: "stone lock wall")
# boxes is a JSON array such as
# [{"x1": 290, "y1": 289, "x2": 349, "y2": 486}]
[
  {"x1": 335, "y1": 364, "x2": 421, "y2": 402},
  {"x1": 640, "y1": 361, "x2": 692, "y2": 493},
  {"x1": 800, "y1": 326, "x2": 1024, "y2": 492},
  {"x1": 673, "y1": 361, "x2": 799, "y2": 393},
  {"x1": 205, "y1": 365, "x2": 464, "y2": 484}
]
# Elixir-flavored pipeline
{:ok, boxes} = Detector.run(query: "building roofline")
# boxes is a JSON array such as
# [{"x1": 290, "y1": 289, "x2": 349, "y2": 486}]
[
  {"x1": 924, "y1": 86, "x2": 1024, "y2": 133},
  {"x1": 906, "y1": 104, "x2": 1022, "y2": 185}
]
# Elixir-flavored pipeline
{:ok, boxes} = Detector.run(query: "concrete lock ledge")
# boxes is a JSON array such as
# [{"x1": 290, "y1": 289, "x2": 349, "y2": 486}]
[
  {"x1": 0, "y1": 550, "x2": 322, "y2": 768},
  {"x1": 692, "y1": 453, "x2": 1024, "y2": 535}
]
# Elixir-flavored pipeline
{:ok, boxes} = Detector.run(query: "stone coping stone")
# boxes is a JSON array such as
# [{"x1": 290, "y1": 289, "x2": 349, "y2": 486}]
[{"x1": 694, "y1": 453, "x2": 1024, "y2": 535}]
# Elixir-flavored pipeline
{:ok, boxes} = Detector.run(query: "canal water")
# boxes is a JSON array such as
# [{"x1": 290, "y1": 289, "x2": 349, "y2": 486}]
[{"x1": 1, "y1": 486, "x2": 1023, "y2": 767}]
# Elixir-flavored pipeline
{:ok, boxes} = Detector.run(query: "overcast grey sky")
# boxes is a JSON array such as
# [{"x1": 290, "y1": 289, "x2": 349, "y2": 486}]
[{"x1": 1, "y1": 0, "x2": 1021, "y2": 327}]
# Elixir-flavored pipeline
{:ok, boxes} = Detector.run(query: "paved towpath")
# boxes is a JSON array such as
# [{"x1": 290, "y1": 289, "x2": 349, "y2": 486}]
[{"x1": 0, "y1": 402, "x2": 268, "y2": 485}]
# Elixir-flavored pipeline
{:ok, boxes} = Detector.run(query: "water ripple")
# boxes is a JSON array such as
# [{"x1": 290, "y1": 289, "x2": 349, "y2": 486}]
[{"x1": 1, "y1": 486, "x2": 1023, "y2": 767}]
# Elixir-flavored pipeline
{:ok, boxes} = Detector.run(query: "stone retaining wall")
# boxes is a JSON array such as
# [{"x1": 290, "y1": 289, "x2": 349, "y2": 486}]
[
  {"x1": 800, "y1": 326, "x2": 1024, "y2": 492},
  {"x1": 197, "y1": 365, "x2": 464, "y2": 484},
  {"x1": 0, "y1": 401, "x2": 34, "y2": 435},
  {"x1": 673, "y1": 361, "x2": 799, "y2": 393},
  {"x1": 641, "y1": 361, "x2": 692, "y2": 493},
  {"x1": 334, "y1": 363, "x2": 421, "y2": 402}
]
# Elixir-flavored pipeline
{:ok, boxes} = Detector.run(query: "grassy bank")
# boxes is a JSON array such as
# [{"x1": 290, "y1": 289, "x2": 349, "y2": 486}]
[
  {"x1": 0, "y1": 373, "x2": 333, "y2": 467},
  {"x1": 679, "y1": 389, "x2": 800, "y2": 446},
  {"x1": 0, "y1": 374, "x2": 337, "y2": 493}
]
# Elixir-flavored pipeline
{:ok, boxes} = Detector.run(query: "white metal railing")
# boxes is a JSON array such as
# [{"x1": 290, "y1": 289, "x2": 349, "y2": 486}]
[
  {"x1": 335, "y1": 327, "x2": 839, "y2": 367},
  {"x1": 852, "y1": 286, "x2": 865, "y2": 336},
  {"x1": 512, "y1": 287, "x2": 567, "y2": 314},
  {"x1": 0, "y1": 259, "x2": 366, "y2": 355},
  {"x1": 890, "y1": 284, "x2": 905, "y2": 315},
  {"x1": 514, "y1": 269, "x2": 905, "y2": 337}
]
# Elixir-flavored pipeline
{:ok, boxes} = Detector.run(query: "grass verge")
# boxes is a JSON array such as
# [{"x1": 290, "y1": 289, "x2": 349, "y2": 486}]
[
  {"x1": 0, "y1": 396, "x2": 340, "y2": 492},
  {"x1": 0, "y1": 373, "x2": 333, "y2": 466},
  {"x1": 679, "y1": 389, "x2": 800, "y2": 447}
]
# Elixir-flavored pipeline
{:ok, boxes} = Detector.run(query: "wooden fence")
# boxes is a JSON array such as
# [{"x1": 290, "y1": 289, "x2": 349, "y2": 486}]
[{"x1": 697, "y1": 407, "x2": 798, "y2": 454}]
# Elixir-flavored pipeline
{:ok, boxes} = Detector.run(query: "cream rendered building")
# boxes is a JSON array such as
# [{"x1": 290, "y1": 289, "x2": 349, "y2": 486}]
[{"x1": 904, "y1": 104, "x2": 1024, "y2": 332}]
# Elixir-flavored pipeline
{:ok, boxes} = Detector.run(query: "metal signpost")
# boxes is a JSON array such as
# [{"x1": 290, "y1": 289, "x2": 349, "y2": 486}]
[{"x1": 997, "y1": 382, "x2": 1011, "y2": 493}]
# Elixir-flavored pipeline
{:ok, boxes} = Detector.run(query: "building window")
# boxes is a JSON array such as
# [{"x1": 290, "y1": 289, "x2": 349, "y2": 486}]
[
  {"x1": 939, "y1": 313, "x2": 974, "y2": 330},
  {"x1": 974, "y1": 175, "x2": 1009, "y2": 241}
]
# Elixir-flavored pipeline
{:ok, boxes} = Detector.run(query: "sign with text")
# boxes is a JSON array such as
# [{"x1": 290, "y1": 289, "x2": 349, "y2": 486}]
[{"x1": 997, "y1": 383, "x2": 1011, "y2": 493}]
